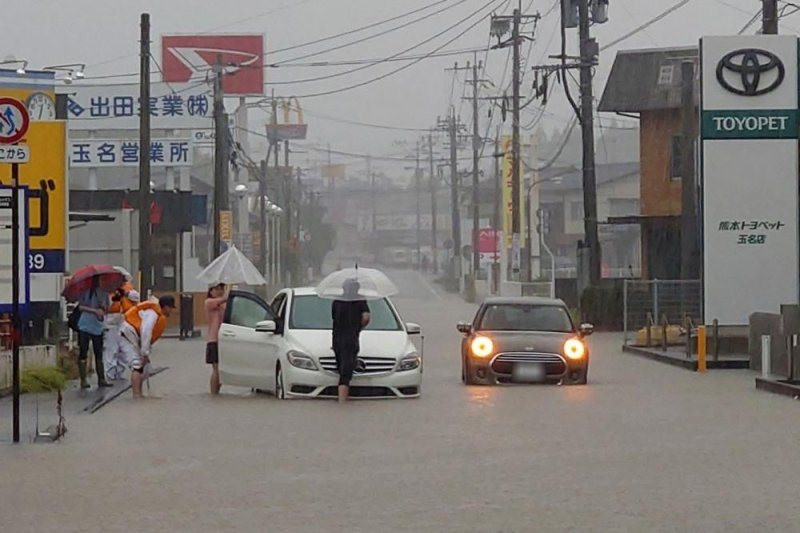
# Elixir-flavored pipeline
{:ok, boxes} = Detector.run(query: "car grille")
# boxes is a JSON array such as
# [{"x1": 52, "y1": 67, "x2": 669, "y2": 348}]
[
  {"x1": 320, "y1": 386, "x2": 397, "y2": 398},
  {"x1": 490, "y1": 352, "x2": 567, "y2": 376},
  {"x1": 318, "y1": 356, "x2": 397, "y2": 374}
]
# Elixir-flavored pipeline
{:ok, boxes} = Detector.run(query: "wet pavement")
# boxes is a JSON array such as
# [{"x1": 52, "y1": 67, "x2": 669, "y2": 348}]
[{"x1": 1, "y1": 270, "x2": 800, "y2": 532}]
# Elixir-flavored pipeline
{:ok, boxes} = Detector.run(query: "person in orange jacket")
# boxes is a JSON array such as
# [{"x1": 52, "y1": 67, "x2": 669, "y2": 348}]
[
  {"x1": 118, "y1": 295, "x2": 176, "y2": 398},
  {"x1": 103, "y1": 282, "x2": 140, "y2": 381}
]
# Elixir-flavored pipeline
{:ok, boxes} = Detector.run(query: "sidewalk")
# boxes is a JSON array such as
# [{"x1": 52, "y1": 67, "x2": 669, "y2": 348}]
[{"x1": 0, "y1": 367, "x2": 166, "y2": 443}]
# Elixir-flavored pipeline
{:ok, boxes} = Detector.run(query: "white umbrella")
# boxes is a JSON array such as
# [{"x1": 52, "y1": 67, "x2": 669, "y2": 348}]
[
  {"x1": 315, "y1": 267, "x2": 398, "y2": 301},
  {"x1": 113, "y1": 266, "x2": 133, "y2": 281},
  {"x1": 196, "y1": 245, "x2": 267, "y2": 286}
]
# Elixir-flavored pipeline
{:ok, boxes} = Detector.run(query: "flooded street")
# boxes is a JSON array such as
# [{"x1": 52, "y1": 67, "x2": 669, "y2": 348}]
[{"x1": 1, "y1": 271, "x2": 798, "y2": 532}]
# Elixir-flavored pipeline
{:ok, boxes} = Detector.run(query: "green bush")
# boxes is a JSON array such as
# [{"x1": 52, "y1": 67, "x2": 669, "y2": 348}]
[{"x1": 21, "y1": 366, "x2": 68, "y2": 394}]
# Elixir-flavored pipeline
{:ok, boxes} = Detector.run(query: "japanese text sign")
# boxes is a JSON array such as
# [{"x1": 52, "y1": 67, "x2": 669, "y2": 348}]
[
  {"x1": 61, "y1": 83, "x2": 213, "y2": 130},
  {"x1": 69, "y1": 138, "x2": 193, "y2": 168}
]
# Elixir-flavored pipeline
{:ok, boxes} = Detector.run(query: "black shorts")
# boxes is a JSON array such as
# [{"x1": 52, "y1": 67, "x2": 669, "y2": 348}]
[{"x1": 206, "y1": 342, "x2": 219, "y2": 365}]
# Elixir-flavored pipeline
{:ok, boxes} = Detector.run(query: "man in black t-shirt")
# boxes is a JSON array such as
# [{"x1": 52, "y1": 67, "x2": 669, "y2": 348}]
[{"x1": 331, "y1": 279, "x2": 371, "y2": 403}]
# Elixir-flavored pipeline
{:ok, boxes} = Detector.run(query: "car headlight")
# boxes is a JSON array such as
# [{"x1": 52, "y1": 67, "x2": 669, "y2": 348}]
[
  {"x1": 287, "y1": 350, "x2": 319, "y2": 371},
  {"x1": 397, "y1": 353, "x2": 421, "y2": 371},
  {"x1": 563, "y1": 338, "x2": 586, "y2": 360},
  {"x1": 470, "y1": 336, "x2": 494, "y2": 358}
]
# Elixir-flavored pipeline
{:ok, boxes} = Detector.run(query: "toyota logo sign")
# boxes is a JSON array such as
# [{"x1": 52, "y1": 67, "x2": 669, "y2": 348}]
[{"x1": 715, "y1": 48, "x2": 785, "y2": 96}]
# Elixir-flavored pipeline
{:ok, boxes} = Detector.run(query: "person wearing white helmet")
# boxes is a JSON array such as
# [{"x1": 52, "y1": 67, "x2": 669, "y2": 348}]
[{"x1": 103, "y1": 282, "x2": 140, "y2": 381}]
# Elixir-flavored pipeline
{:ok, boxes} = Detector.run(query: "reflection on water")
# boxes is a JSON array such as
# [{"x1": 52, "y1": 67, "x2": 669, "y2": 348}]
[{"x1": 467, "y1": 386, "x2": 496, "y2": 406}]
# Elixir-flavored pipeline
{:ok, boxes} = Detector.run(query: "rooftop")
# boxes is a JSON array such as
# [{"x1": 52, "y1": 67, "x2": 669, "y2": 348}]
[{"x1": 598, "y1": 46, "x2": 698, "y2": 113}]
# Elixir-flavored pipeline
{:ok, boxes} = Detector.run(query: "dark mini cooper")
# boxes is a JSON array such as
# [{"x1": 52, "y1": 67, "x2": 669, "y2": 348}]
[{"x1": 457, "y1": 297, "x2": 592, "y2": 386}]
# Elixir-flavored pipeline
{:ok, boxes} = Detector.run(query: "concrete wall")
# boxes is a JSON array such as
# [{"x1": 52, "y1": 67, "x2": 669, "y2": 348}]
[{"x1": 0, "y1": 345, "x2": 57, "y2": 391}]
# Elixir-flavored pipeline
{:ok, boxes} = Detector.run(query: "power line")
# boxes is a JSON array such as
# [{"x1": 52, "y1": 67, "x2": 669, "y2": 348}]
[
  {"x1": 270, "y1": 0, "x2": 469, "y2": 67},
  {"x1": 82, "y1": 46, "x2": 492, "y2": 82},
  {"x1": 268, "y1": 0, "x2": 484, "y2": 85},
  {"x1": 269, "y1": 0, "x2": 456, "y2": 57},
  {"x1": 290, "y1": 0, "x2": 505, "y2": 99},
  {"x1": 601, "y1": 0, "x2": 695, "y2": 51}
]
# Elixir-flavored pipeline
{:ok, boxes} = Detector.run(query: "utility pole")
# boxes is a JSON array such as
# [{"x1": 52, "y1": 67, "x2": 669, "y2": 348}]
[
  {"x1": 138, "y1": 13, "x2": 152, "y2": 291},
  {"x1": 578, "y1": 0, "x2": 601, "y2": 285},
  {"x1": 493, "y1": 128, "x2": 501, "y2": 232},
  {"x1": 258, "y1": 157, "x2": 268, "y2": 276},
  {"x1": 368, "y1": 154, "x2": 375, "y2": 235},
  {"x1": 415, "y1": 141, "x2": 422, "y2": 269},
  {"x1": 511, "y1": 6, "x2": 522, "y2": 280},
  {"x1": 490, "y1": 4, "x2": 539, "y2": 280},
  {"x1": 469, "y1": 58, "x2": 483, "y2": 275},
  {"x1": 680, "y1": 60, "x2": 698, "y2": 281},
  {"x1": 448, "y1": 108, "x2": 461, "y2": 286},
  {"x1": 428, "y1": 132, "x2": 439, "y2": 274},
  {"x1": 763, "y1": 0, "x2": 779, "y2": 34},
  {"x1": 212, "y1": 54, "x2": 229, "y2": 259}
]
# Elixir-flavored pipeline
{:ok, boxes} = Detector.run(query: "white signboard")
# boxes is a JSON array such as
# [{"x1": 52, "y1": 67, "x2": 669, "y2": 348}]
[
  {"x1": 0, "y1": 145, "x2": 30, "y2": 163},
  {"x1": 357, "y1": 214, "x2": 449, "y2": 232},
  {"x1": 701, "y1": 35, "x2": 799, "y2": 325},
  {"x1": 61, "y1": 82, "x2": 213, "y2": 130},
  {"x1": 0, "y1": 188, "x2": 29, "y2": 310},
  {"x1": 69, "y1": 138, "x2": 193, "y2": 168}
]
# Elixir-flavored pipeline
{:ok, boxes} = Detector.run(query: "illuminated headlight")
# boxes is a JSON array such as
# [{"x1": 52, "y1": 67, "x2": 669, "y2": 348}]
[
  {"x1": 563, "y1": 338, "x2": 586, "y2": 360},
  {"x1": 397, "y1": 353, "x2": 421, "y2": 371},
  {"x1": 471, "y1": 336, "x2": 494, "y2": 358},
  {"x1": 287, "y1": 350, "x2": 319, "y2": 371}
]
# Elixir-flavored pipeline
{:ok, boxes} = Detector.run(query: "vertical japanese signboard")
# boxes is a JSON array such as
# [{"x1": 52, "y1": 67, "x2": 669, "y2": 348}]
[
  {"x1": 500, "y1": 136, "x2": 525, "y2": 249},
  {"x1": 701, "y1": 36, "x2": 799, "y2": 324}
]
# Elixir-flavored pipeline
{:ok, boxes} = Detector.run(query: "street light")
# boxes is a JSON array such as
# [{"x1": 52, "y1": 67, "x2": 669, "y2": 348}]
[
  {"x1": 0, "y1": 60, "x2": 28, "y2": 75},
  {"x1": 43, "y1": 63, "x2": 86, "y2": 84},
  {"x1": 524, "y1": 175, "x2": 561, "y2": 284}
]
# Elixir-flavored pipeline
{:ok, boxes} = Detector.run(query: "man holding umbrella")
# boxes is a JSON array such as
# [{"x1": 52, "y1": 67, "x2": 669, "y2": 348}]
[
  {"x1": 332, "y1": 279, "x2": 370, "y2": 403},
  {"x1": 316, "y1": 267, "x2": 399, "y2": 402}
]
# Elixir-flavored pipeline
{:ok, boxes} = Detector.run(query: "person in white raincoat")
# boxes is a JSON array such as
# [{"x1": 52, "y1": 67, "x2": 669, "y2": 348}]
[{"x1": 103, "y1": 283, "x2": 140, "y2": 380}]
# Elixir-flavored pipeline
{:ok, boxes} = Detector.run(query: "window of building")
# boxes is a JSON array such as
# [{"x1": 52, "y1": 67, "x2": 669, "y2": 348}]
[
  {"x1": 658, "y1": 64, "x2": 674, "y2": 86},
  {"x1": 570, "y1": 201, "x2": 584, "y2": 222},
  {"x1": 670, "y1": 135, "x2": 682, "y2": 180}
]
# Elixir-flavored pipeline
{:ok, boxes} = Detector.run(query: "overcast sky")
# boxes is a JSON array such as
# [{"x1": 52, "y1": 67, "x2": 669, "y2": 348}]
[{"x1": 1, "y1": 0, "x2": 789, "y2": 174}]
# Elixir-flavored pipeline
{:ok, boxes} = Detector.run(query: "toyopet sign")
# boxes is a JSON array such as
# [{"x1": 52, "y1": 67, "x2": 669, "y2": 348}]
[
  {"x1": 61, "y1": 82, "x2": 213, "y2": 130},
  {"x1": 701, "y1": 36, "x2": 799, "y2": 325},
  {"x1": 162, "y1": 34, "x2": 265, "y2": 96}
]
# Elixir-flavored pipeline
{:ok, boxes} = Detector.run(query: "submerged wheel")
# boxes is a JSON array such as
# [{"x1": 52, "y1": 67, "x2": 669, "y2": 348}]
[{"x1": 275, "y1": 364, "x2": 286, "y2": 399}]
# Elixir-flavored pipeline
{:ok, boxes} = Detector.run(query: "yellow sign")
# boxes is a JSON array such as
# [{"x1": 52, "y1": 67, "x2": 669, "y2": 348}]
[
  {"x1": 0, "y1": 121, "x2": 67, "y2": 273},
  {"x1": 219, "y1": 210, "x2": 233, "y2": 242},
  {"x1": 500, "y1": 136, "x2": 525, "y2": 248}
]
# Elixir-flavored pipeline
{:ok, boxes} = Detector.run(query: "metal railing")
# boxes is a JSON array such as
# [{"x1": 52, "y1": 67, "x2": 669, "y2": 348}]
[{"x1": 624, "y1": 279, "x2": 702, "y2": 346}]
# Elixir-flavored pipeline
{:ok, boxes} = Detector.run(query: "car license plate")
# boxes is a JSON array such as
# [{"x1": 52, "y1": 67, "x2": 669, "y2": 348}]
[{"x1": 512, "y1": 363, "x2": 545, "y2": 383}]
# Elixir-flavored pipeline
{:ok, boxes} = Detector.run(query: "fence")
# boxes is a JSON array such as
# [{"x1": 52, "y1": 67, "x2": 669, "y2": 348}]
[{"x1": 623, "y1": 280, "x2": 702, "y2": 346}]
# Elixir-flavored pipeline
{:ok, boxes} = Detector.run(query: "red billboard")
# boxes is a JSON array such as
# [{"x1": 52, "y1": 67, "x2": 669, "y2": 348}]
[{"x1": 161, "y1": 34, "x2": 264, "y2": 96}]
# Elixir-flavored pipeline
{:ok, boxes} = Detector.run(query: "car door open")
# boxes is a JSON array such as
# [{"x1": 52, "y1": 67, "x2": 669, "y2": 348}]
[{"x1": 219, "y1": 291, "x2": 281, "y2": 389}]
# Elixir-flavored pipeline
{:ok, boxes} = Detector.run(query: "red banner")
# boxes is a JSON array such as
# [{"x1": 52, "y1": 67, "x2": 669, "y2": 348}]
[
  {"x1": 477, "y1": 228, "x2": 499, "y2": 254},
  {"x1": 161, "y1": 34, "x2": 264, "y2": 96}
]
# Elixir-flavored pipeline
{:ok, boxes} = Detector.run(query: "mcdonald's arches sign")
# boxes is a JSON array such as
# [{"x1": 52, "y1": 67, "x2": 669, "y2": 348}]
[{"x1": 266, "y1": 97, "x2": 308, "y2": 141}]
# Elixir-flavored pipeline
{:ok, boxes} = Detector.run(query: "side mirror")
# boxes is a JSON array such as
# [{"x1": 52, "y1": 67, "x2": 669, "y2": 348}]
[
  {"x1": 406, "y1": 322, "x2": 421, "y2": 335},
  {"x1": 255, "y1": 320, "x2": 277, "y2": 334},
  {"x1": 579, "y1": 323, "x2": 594, "y2": 337},
  {"x1": 457, "y1": 322, "x2": 472, "y2": 334}
]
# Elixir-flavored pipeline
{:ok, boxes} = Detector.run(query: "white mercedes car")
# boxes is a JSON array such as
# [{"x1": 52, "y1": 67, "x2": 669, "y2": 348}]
[{"x1": 218, "y1": 288, "x2": 423, "y2": 399}]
